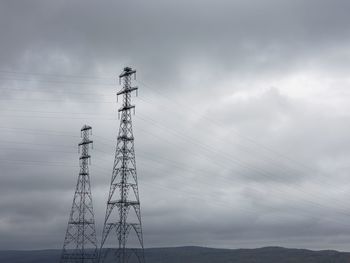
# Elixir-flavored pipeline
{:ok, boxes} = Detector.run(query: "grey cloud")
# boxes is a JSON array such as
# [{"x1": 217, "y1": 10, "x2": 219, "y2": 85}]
[
  {"x1": 1, "y1": 0, "x2": 350, "y2": 87},
  {"x1": 0, "y1": 0, "x2": 350, "y2": 252}
]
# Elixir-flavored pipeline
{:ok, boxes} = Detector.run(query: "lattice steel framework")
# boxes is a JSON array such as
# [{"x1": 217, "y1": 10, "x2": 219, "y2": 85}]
[
  {"x1": 99, "y1": 67, "x2": 145, "y2": 263},
  {"x1": 60, "y1": 125, "x2": 98, "y2": 263}
]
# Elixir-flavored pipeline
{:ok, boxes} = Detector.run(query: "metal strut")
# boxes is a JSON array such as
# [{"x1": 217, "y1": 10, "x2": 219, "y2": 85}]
[
  {"x1": 99, "y1": 67, "x2": 145, "y2": 263},
  {"x1": 60, "y1": 125, "x2": 98, "y2": 263}
]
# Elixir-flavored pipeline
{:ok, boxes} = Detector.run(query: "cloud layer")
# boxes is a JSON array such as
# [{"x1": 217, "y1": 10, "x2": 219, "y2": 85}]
[{"x1": 0, "y1": 0, "x2": 350, "y2": 251}]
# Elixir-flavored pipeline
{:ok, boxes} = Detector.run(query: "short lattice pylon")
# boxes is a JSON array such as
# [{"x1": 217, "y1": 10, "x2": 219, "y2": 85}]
[{"x1": 60, "y1": 125, "x2": 98, "y2": 263}]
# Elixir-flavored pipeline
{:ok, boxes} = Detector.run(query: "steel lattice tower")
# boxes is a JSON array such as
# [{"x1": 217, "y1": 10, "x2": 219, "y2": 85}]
[
  {"x1": 60, "y1": 125, "x2": 98, "y2": 263},
  {"x1": 99, "y1": 67, "x2": 145, "y2": 263}
]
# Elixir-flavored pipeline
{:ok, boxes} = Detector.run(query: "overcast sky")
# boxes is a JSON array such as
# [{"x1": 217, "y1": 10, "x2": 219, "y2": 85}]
[{"x1": 1, "y1": 0, "x2": 350, "y2": 251}]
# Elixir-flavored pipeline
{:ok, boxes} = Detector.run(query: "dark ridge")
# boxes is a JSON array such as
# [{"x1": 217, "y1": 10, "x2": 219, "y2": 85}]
[{"x1": 1, "y1": 246, "x2": 350, "y2": 263}]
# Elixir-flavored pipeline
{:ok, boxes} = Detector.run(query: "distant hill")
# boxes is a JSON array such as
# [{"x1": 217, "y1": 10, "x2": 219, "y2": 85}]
[{"x1": 1, "y1": 246, "x2": 350, "y2": 263}]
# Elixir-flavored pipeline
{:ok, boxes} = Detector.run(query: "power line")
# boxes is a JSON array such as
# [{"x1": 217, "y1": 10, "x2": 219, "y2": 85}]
[
  {"x1": 0, "y1": 69, "x2": 112, "y2": 80},
  {"x1": 0, "y1": 68, "x2": 335, "y2": 181},
  {"x1": 135, "y1": 79, "x2": 324, "y2": 176},
  {"x1": 0, "y1": 86, "x2": 114, "y2": 97},
  {"x1": 0, "y1": 70, "x2": 314, "y2": 186},
  {"x1": 135, "y1": 80, "x2": 346, "y2": 185},
  {"x1": 0, "y1": 69, "x2": 350, "y2": 225},
  {"x1": 0, "y1": 75, "x2": 114, "y2": 87},
  {"x1": 1, "y1": 120, "x2": 348, "y2": 217}
]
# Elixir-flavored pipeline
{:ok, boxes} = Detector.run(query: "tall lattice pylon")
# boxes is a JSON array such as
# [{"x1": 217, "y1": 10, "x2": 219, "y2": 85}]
[
  {"x1": 60, "y1": 125, "x2": 98, "y2": 263},
  {"x1": 99, "y1": 67, "x2": 145, "y2": 263}
]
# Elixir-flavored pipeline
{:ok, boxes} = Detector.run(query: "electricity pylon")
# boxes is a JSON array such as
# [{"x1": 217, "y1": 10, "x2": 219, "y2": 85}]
[
  {"x1": 60, "y1": 125, "x2": 98, "y2": 263},
  {"x1": 99, "y1": 67, "x2": 145, "y2": 263}
]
